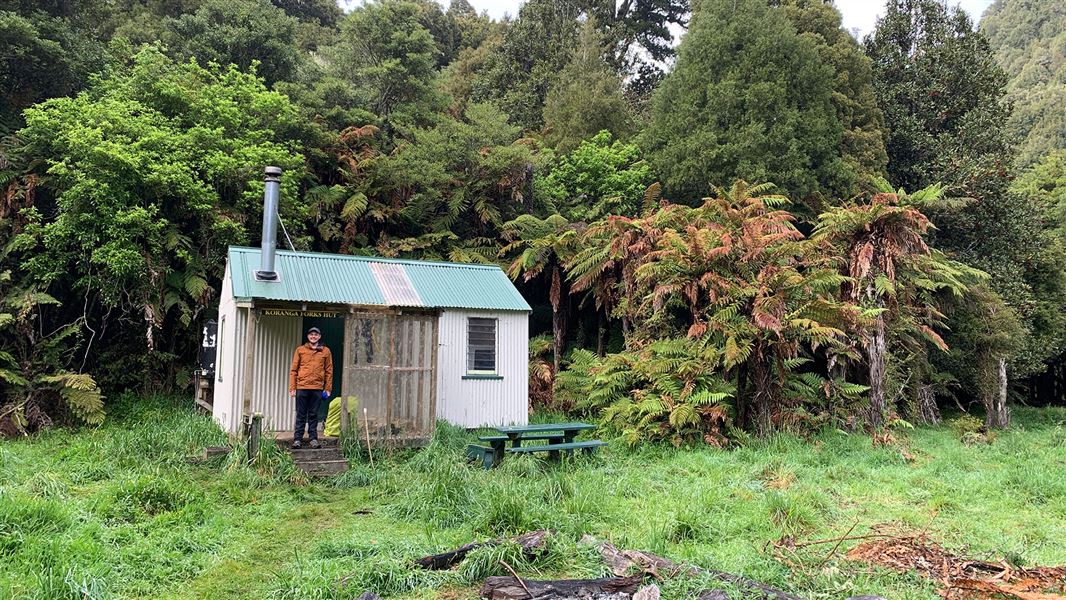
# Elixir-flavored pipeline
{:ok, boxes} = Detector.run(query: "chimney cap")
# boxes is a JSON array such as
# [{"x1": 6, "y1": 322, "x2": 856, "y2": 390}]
[{"x1": 264, "y1": 166, "x2": 282, "y2": 178}]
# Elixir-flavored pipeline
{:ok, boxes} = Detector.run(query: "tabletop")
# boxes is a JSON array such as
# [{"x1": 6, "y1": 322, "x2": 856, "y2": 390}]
[{"x1": 494, "y1": 422, "x2": 596, "y2": 435}]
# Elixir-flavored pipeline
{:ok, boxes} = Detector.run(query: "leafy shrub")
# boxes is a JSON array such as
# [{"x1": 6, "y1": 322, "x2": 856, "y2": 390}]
[
  {"x1": 556, "y1": 340, "x2": 735, "y2": 446},
  {"x1": 950, "y1": 414, "x2": 996, "y2": 444},
  {"x1": 950, "y1": 414, "x2": 984, "y2": 436}
]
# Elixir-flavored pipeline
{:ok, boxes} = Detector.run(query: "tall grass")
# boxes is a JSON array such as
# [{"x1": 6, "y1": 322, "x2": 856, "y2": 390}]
[{"x1": 1, "y1": 398, "x2": 1063, "y2": 600}]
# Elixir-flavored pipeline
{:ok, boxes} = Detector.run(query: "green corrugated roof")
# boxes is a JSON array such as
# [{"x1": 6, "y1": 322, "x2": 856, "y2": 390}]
[{"x1": 228, "y1": 247, "x2": 531, "y2": 311}]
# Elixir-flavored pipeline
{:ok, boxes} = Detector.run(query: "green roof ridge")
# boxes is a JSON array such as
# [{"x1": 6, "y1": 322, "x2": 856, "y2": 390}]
[
  {"x1": 227, "y1": 246, "x2": 530, "y2": 311},
  {"x1": 230, "y1": 246, "x2": 505, "y2": 271}
]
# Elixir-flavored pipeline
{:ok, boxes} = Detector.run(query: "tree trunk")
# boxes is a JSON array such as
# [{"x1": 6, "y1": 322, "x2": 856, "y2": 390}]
[
  {"x1": 913, "y1": 384, "x2": 941, "y2": 425},
  {"x1": 752, "y1": 344, "x2": 774, "y2": 437},
  {"x1": 597, "y1": 311, "x2": 606, "y2": 357},
  {"x1": 735, "y1": 363, "x2": 749, "y2": 430},
  {"x1": 865, "y1": 300, "x2": 887, "y2": 430},
  {"x1": 984, "y1": 356, "x2": 1010, "y2": 428},
  {"x1": 480, "y1": 576, "x2": 641, "y2": 600},
  {"x1": 595, "y1": 541, "x2": 804, "y2": 600},
  {"x1": 550, "y1": 266, "x2": 565, "y2": 374}
]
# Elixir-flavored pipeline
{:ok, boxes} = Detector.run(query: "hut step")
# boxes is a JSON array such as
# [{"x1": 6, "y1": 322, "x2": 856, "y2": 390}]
[
  {"x1": 289, "y1": 447, "x2": 343, "y2": 461},
  {"x1": 295, "y1": 458, "x2": 349, "y2": 477}
]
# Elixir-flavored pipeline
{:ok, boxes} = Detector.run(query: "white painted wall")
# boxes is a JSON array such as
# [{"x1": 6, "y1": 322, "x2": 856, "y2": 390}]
[
  {"x1": 212, "y1": 266, "x2": 302, "y2": 434},
  {"x1": 212, "y1": 266, "x2": 242, "y2": 433},
  {"x1": 435, "y1": 309, "x2": 529, "y2": 428}
]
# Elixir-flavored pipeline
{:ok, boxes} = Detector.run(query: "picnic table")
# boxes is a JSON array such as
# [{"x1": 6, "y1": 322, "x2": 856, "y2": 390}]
[
  {"x1": 466, "y1": 422, "x2": 605, "y2": 469},
  {"x1": 496, "y1": 422, "x2": 596, "y2": 446}
]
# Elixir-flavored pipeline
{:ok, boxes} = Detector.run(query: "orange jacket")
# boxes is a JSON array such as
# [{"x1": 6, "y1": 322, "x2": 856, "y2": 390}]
[{"x1": 289, "y1": 343, "x2": 333, "y2": 393}]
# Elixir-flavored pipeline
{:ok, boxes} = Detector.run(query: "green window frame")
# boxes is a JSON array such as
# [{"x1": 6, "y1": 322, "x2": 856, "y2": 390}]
[{"x1": 466, "y1": 317, "x2": 497, "y2": 375}]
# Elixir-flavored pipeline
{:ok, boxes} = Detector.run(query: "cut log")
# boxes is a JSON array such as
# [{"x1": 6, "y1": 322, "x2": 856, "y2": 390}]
[
  {"x1": 202, "y1": 445, "x2": 229, "y2": 459},
  {"x1": 480, "y1": 575, "x2": 642, "y2": 600},
  {"x1": 415, "y1": 530, "x2": 552, "y2": 570},
  {"x1": 594, "y1": 540, "x2": 804, "y2": 600}
]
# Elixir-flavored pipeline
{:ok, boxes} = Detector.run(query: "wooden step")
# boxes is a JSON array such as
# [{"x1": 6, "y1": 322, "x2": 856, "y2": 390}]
[
  {"x1": 289, "y1": 447, "x2": 343, "y2": 461},
  {"x1": 274, "y1": 437, "x2": 338, "y2": 447},
  {"x1": 296, "y1": 458, "x2": 349, "y2": 477}
]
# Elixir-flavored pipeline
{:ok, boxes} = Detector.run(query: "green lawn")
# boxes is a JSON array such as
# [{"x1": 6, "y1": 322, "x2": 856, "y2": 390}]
[{"x1": 1, "y1": 396, "x2": 1063, "y2": 600}]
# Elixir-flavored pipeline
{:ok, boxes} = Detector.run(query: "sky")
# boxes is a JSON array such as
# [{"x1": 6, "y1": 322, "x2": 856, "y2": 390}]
[{"x1": 440, "y1": 0, "x2": 997, "y2": 38}]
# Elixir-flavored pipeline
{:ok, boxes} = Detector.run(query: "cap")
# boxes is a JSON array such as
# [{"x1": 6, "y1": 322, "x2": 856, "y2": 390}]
[{"x1": 307, "y1": 327, "x2": 321, "y2": 335}]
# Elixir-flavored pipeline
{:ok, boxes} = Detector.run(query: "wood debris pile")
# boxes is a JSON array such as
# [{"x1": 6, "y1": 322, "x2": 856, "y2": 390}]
[
  {"x1": 408, "y1": 530, "x2": 813, "y2": 599},
  {"x1": 846, "y1": 533, "x2": 1066, "y2": 600}
]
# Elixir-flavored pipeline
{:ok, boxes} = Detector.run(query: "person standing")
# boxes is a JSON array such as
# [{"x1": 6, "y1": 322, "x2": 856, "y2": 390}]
[{"x1": 289, "y1": 326, "x2": 333, "y2": 449}]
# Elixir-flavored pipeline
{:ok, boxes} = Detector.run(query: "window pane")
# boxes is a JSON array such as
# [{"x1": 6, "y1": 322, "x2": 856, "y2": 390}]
[{"x1": 467, "y1": 317, "x2": 496, "y2": 372}]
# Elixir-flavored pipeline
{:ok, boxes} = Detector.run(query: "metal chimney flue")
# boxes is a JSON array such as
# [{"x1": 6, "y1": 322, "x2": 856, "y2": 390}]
[{"x1": 255, "y1": 166, "x2": 282, "y2": 281}]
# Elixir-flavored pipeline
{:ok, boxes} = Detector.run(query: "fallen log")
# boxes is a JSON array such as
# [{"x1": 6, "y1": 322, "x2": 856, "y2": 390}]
[
  {"x1": 415, "y1": 530, "x2": 552, "y2": 570},
  {"x1": 632, "y1": 584, "x2": 660, "y2": 600},
  {"x1": 594, "y1": 540, "x2": 804, "y2": 600},
  {"x1": 480, "y1": 575, "x2": 643, "y2": 600}
]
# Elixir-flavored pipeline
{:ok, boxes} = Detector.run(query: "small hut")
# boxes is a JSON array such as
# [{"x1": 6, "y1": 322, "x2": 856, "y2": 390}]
[{"x1": 211, "y1": 168, "x2": 530, "y2": 444}]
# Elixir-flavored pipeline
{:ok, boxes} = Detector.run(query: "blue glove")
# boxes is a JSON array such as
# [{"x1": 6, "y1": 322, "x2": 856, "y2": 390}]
[{"x1": 322, "y1": 390, "x2": 330, "y2": 399}]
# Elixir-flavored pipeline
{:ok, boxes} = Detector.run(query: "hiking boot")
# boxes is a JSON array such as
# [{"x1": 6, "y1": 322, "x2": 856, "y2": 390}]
[
  {"x1": 291, "y1": 439, "x2": 302, "y2": 449},
  {"x1": 309, "y1": 439, "x2": 321, "y2": 449}
]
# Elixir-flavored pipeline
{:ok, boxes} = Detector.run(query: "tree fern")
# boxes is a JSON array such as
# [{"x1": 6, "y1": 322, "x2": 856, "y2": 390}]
[{"x1": 39, "y1": 373, "x2": 105, "y2": 425}]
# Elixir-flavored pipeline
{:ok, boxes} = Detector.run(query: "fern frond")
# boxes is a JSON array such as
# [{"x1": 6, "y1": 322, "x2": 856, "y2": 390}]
[{"x1": 39, "y1": 372, "x2": 105, "y2": 425}]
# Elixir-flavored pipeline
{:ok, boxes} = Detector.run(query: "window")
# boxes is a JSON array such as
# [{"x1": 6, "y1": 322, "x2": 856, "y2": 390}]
[{"x1": 466, "y1": 317, "x2": 497, "y2": 374}]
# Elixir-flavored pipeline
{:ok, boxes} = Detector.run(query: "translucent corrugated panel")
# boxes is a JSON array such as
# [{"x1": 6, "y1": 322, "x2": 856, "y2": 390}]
[{"x1": 369, "y1": 263, "x2": 422, "y2": 306}]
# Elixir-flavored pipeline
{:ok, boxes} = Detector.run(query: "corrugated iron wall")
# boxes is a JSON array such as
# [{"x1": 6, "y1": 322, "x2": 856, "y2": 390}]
[
  {"x1": 436, "y1": 310, "x2": 528, "y2": 427},
  {"x1": 249, "y1": 313, "x2": 303, "y2": 432},
  {"x1": 214, "y1": 306, "x2": 302, "y2": 434}
]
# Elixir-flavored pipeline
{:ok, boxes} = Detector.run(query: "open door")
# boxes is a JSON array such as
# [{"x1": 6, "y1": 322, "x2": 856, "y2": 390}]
[{"x1": 302, "y1": 314, "x2": 345, "y2": 417}]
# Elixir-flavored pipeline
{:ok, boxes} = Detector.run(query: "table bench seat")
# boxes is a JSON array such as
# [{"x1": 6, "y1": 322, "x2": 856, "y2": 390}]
[
  {"x1": 466, "y1": 444, "x2": 496, "y2": 469},
  {"x1": 506, "y1": 440, "x2": 607, "y2": 459},
  {"x1": 478, "y1": 433, "x2": 564, "y2": 442}
]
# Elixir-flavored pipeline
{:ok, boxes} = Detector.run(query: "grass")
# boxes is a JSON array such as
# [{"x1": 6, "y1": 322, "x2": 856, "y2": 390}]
[{"x1": 0, "y1": 395, "x2": 1063, "y2": 600}]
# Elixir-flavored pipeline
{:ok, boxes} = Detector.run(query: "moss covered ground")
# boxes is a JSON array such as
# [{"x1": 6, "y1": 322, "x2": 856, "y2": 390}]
[{"x1": 0, "y1": 396, "x2": 1062, "y2": 599}]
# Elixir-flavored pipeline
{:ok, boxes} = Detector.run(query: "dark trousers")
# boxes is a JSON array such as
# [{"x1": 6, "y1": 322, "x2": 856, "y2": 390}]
[{"x1": 294, "y1": 389, "x2": 321, "y2": 440}]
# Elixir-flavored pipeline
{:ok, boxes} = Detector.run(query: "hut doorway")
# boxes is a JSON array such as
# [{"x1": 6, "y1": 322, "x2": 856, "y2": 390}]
[
  {"x1": 343, "y1": 312, "x2": 437, "y2": 444},
  {"x1": 302, "y1": 314, "x2": 345, "y2": 417}
]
